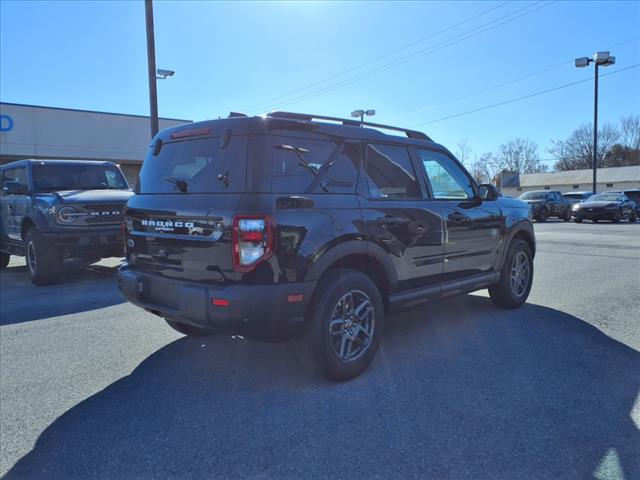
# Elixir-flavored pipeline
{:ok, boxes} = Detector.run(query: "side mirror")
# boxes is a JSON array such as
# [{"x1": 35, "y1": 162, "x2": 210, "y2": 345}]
[
  {"x1": 478, "y1": 183, "x2": 499, "y2": 201},
  {"x1": 2, "y1": 181, "x2": 29, "y2": 195}
]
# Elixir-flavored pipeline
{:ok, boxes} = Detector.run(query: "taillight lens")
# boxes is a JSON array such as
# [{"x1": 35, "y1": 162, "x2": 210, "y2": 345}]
[{"x1": 232, "y1": 215, "x2": 275, "y2": 271}]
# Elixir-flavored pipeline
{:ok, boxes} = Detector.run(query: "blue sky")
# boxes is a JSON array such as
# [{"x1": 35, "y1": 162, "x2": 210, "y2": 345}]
[{"x1": 1, "y1": 0, "x2": 639, "y2": 167}]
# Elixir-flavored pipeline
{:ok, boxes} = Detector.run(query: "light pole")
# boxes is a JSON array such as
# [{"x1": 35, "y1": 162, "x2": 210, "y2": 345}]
[
  {"x1": 575, "y1": 51, "x2": 616, "y2": 194},
  {"x1": 144, "y1": 0, "x2": 159, "y2": 139},
  {"x1": 351, "y1": 109, "x2": 375, "y2": 126}
]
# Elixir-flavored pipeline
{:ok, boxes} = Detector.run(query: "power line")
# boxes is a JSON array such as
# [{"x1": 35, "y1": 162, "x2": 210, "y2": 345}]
[
  {"x1": 393, "y1": 35, "x2": 640, "y2": 121},
  {"x1": 240, "y1": 1, "x2": 511, "y2": 112},
  {"x1": 250, "y1": 1, "x2": 554, "y2": 114},
  {"x1": 409, "y1": 63, "x2": 640, "y2": 127}
]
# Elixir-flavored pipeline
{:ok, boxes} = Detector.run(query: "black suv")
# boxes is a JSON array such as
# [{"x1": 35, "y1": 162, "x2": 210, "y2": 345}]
[
  {"x1": 0, "y1": 159, "x2": 132, "y2": 285},
  {"x1": 518, "y1": 190, "x2": 572, "y2": 222},
  {"x1": 117, "y1": 112, "x2": 535, "y2": 380}
]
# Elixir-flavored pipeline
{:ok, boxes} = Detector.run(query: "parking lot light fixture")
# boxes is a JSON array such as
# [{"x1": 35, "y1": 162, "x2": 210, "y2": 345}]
[
  {"x1": 351, "y1": 109, "x2": 376, "y2": 126},
  {"x1": 574, "y1": 51, "x2": 616, "y2": 194}
]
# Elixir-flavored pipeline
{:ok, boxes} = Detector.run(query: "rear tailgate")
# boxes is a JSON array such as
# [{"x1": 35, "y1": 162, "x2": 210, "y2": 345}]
[{"x1": 125, "y1": 194, "x2": 241, "y2": 283}]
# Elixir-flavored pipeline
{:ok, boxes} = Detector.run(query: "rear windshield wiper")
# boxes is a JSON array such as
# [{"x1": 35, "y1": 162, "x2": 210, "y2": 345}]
[
  {"x1": 276, "y1": 144, "x2": 329, "y2": 192},
  {"x1": 163, "y1": 176, "x2": 188, "y2": 193}
]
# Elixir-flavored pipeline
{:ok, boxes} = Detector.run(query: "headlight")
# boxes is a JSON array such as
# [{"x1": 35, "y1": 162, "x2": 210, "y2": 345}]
[
  {"x1": 572, "y1": 204, "x2": 580, "y2": 210},
  {"x1": 57, "y1": 206, "x2": 80, "y2": 223}
]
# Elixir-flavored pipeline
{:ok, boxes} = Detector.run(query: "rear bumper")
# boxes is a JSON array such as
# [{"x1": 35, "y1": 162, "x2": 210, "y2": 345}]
[
  {"x1": 116, "y1": 264, "x2": 315, "y2": 342},
  {"x1": 43, "y1": 229, "x2": 124, "y2": 258}
]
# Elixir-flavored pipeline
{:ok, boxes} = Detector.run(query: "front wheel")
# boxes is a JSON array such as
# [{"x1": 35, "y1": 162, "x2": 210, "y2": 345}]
[
  {"x1": 0, "y1": 252, "x2": 9, "y2": 269},
  {"x1": 25, "y1": 228, "x2": 62, "y2": 286},
  {"x1": 574, "y1": 217, "x2": 583, "y2": 223},
  {"x1": 165, "y1": 319, "x2": 214, "y2": 337},
  {"x1": 613, "y1": 210, "x2": 622, "y2": 223},
  {"x1": 536, "y1": 208, "x2": 548, "y2": 222},
  {"x1": 296, "y1": 268, "x2": 384, "y2": 381},
  {"x1": 489, "y1": 239, "x2": 533, "y2": 309}
]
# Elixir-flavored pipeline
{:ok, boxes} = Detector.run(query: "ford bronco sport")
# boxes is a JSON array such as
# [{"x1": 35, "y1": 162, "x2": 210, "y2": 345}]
[
  {"x1": 0, "y1": 159, "x2": 132, "y2": 285},
  {"x1": 117, "y1": 112, "x2": 535, "y2": 380}
]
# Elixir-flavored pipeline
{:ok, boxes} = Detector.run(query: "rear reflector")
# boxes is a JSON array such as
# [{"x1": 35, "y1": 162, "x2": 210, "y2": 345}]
[
  {"x1": 211, "y1": 298, "x2": 229, "y2": 307},
  {"x1": 170, "y1": 127, "x2": 211, "y2": 139},
  {"x1": 287, "y1": 294, "x2": 304, "y2": 303}
]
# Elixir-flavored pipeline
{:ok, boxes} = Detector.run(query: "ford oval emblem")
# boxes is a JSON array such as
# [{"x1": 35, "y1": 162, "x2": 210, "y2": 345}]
[{"x1": 127, "y1": 239, "x2": 135, "y2": 248}]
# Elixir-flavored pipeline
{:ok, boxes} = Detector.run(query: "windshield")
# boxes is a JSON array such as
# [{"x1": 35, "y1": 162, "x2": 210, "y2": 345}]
[
  {"x1": 519, "y1": 191, "x2": 547, "y2": 200},
  {"x1": 32, "y1": 164, "x2": 129, "y2": 191},
  {"x1": 588, "y1": 193, "x2": 621, "y2": 202}
]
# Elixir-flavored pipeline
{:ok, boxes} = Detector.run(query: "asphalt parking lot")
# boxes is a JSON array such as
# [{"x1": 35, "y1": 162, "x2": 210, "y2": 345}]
[{"x1": 1, "y1": 221, "x2": 639, "y2": 479}]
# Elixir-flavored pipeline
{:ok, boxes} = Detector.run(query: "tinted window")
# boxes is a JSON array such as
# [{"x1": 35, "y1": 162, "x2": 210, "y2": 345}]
[
  {"x1": 139, "y1": 136, "x2": 247, "y2": 194},
  {"x1": 624, "y1": 191, "x2": 640, "y2": 202},
  {"x1": 2, "y1": 168, "x2": 28, "y2": 190},
  {"x1": 365, "y1": 144, "x2": 420, "y2": 199},
  {"x1": 417, "y1": 150, "x2": 474, "y2": 200},
  {"x1": 248, "y1": 136, "x2": 358, "y2": 194},
  {"x1": 32, "y1": 164, "x2": 128, "y2": 191}
]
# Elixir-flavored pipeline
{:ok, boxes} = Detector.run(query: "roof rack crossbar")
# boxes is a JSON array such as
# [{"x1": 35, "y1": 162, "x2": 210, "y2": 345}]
[{"x1": 267, "y1": 111, "x2": 432, "y2": 141}]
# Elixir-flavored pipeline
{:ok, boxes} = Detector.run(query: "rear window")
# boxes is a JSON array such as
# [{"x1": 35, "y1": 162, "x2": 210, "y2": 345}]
[
  {"x1": 247, "y1": 135, "x2": 359, "y2": 194},
  {"x1": 139, "y1": 136, "x2": 247, "y2": 194}
]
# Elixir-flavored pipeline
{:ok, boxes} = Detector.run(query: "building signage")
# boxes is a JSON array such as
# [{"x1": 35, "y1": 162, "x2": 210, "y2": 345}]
[{"x1": 0, "y1": 115, "x2": 14, "y2": 132}]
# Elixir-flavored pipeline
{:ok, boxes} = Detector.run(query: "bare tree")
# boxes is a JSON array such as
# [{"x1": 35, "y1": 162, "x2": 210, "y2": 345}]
[
  {"x1": 495, "y1": 138, "x2": 545, "y2": 174},
  {"x1": 455, "y1": 139, "x2": 473, "y2": 167},
  {"x1": 620, "y1": 115, "x2": 640, "y2": 151},
  {"x1": 550, "y1": 122, "x2": 620, "y2": 171}
]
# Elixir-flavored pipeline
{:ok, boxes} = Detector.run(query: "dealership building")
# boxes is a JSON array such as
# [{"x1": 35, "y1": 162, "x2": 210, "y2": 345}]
[
  {"x1": 0, "y1": 102, "x2": 191, "y2": 185},
  {"x1": 500, "y1": 165, "x2": 640, "y2": 197}
]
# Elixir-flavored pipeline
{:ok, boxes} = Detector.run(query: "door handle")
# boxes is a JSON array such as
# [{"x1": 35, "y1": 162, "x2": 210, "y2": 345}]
[{"x1": 448, "y1": 211, "x2": 470, "y2": 224}]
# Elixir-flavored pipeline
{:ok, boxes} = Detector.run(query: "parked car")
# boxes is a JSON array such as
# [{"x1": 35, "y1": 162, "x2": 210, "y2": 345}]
[
  {"x1": 572, "y1": 192, "x2": 638, "y2": 223},
  {"x1": 562, "y1": 191, "x2": 593, "y2": 207},
  {"x1": 518, "y1": 190, "x2": 572, "y2": 222},
  {"x1": 0, "y1": 159, "x2": 133, "y2": 284},
  {"x1": 117, "y1": 111, "x2": 536, "y2": 380}
]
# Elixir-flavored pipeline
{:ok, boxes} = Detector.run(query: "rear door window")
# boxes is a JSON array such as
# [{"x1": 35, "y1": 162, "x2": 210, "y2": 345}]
[
  {"x1": 364, "y1": 144, "x2": 421, "y2": 199},
  {"x1": 248, "y1": 136, "x2": 359, "y2": 194},
  {"x1": 139, "y1": 136, "x2": 247, "y2": 194}
]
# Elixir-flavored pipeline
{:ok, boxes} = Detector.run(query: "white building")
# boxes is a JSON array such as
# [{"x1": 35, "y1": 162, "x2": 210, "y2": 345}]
[
  {"x1": 501, "y1": 165, "x2": 640, "y2": 198},
  {"x1": 0, "y1": 102, "x2": 191, "y2": 185}
]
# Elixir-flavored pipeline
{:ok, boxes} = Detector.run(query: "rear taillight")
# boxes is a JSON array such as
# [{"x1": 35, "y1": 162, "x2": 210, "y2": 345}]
[{"x1": 232, "y1": 215, "x2": 275, "y2": 272}]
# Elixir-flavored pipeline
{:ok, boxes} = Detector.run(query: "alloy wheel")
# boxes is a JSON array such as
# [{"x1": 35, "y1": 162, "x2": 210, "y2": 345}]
[
  {"x1": 27, "y1": 241, "x2": 37, "y2": 274},
  {"x1": 510, "y1": 251, "x2": 530, "y2": 298},
  {"x1": 328, "y1": 290, "x2": 375, "y2": 363}
]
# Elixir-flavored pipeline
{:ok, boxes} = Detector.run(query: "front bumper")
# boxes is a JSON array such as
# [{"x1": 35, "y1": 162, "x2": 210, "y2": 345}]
[
  {"x1": 43, "y1": 228, "x2": 124, "y2": 258},
  {"x1": 116, "y1": 264, "x2": 315, "y2": 342},
  {"x1": 572, "y1": 209, "x2": 617, "y2": 220}
]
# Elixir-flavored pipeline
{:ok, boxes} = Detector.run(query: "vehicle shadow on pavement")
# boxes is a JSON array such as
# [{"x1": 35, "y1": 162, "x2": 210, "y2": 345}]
[
  {"x1": 5, "y1": 296, "x2": 639, "y2": 479},
  {"x1": 0, "y1": 265, "x2": 124, "y2": 325}
]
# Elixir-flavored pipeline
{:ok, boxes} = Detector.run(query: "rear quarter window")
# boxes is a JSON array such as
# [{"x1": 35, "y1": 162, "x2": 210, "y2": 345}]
[
  {"x1": 247, "y1": 135, "x2": 359, "y2": 194},
  {"x1": 138, "y1": 136, "x2": 247, "y2": 194}
]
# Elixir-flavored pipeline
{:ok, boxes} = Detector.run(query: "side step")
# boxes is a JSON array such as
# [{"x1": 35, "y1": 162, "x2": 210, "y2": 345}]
[{"x1": 388, "y1": 272, "x2": 499, "y2": 313}]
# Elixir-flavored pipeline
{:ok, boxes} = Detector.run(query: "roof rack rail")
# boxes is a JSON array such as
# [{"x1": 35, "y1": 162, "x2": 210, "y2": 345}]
[{"x1": 266, "y1": 111, "x2": 432, "y2": 142}]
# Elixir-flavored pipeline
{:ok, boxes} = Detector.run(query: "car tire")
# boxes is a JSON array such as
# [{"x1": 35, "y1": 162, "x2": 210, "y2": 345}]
[
  {"x1": 536, "y1": 208, "x2": 548, "y2": 222},
  {"x1": 295, "y1": 268, "x2": 384, "y2": 381},
  {"x1": 488, "y1": 239, "x2": 533, "y2": 309},
  {"x1": 574, "y1": 217, "x2": 583, "y2": 223},
  {"x1": 24, "y1": 228, "x2": 62, "y2": 286},
  {"x1": 563, "y1": 209, "x2": 572, "y2": 221},
  {"x1": 165, "y1": 318, "x2": 214, "y2": 337},
  {"x1": 0, "y1": 252, "x2": 9, "y2": 269},
  {"x1": 613, "y1": 210, "x2": 622, "y2": 223},
  {"x1": 630, "y1": 213, "x2": 638, "y2": 222}
]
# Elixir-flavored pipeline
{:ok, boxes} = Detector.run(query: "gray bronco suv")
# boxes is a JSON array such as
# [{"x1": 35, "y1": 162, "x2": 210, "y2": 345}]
[{"x1": 0, "y1": 159, "x2": 133, "y2": 285}]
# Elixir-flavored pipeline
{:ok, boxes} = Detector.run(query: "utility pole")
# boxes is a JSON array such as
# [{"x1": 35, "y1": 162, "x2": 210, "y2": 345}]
[
  {"x1": 592, "y1": 62, "x2": 598, "y2": 195},
  {"x1": 145, "y1": 0, "x2": 159, "y2": 139}
]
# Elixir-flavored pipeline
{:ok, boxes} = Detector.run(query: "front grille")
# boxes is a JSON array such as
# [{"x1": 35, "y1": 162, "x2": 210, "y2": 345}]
[{"x1": 77, "y1": 203, "x2": 124, "y2": 225}]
